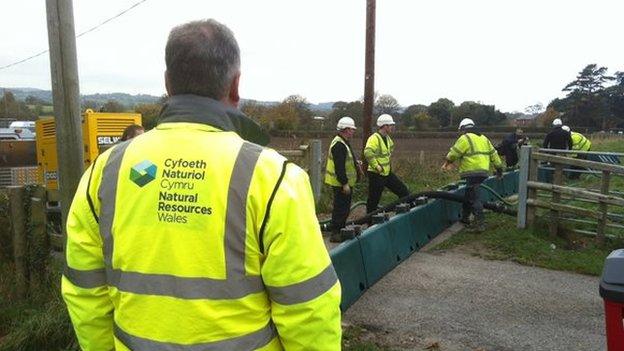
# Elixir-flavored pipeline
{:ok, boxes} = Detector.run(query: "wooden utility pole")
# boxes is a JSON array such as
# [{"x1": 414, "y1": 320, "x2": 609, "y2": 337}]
[
  {"x1": 362, "y1": 0, "x2": 376, "y2": 149},
  {"x1": 46, "y1": 0, "x2": 84, "y2": 234}
]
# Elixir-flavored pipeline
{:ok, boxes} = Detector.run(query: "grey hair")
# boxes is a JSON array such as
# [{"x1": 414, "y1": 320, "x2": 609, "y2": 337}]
[{"x1": 165, "y1": 19, "x2": 240, "y2": 99}]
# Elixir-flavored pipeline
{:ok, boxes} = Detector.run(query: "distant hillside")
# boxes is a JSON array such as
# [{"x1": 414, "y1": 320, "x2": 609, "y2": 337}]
[
  {"x1": 311, "y1": 102, "x2": 334, "y2": 111},
  {"x1": 1, "y1": 87, "x2": 160, "y2": 107},
  {"x1": 1, "y1": 87, "x2": 335, "y2": 111}
]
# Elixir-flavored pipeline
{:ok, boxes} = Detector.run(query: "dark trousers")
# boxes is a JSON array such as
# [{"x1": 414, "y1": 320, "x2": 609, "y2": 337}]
[
  {"x1": 505, "y1": 152, "x2": 519, "y2": 168},
  {"x1": 462, "y1": 176, "x2": 487, "y2": 222},
  {"x1": 568, "y1": 151, "x2": 589, "y2": 179},
  {"x1": 366, "y1": 171, "x2": 410, "y2": 214},
  {"x1": 331, "y1": 186, "x2": 352, "y2": 234}
]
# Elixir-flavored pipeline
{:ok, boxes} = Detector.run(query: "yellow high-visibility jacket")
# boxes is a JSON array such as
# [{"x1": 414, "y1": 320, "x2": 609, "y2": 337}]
[
  {"x1": 364, "y1": 132, "x2": 394, "y2": 176},
  {"x1": 446, "y1": 132, "x2": 503, "y2": 178},
  {"x1": 325, "y1": 136, "x2": 357, "y2": 187},
  {"x1": 571, "y1": 132, "x2": 591, "y2": 151},
  {"x1": 62, "y1": 95, "x2": 341, "y2": 351}
]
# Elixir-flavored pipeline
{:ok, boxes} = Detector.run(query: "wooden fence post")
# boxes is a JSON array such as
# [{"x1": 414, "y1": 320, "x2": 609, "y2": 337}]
[
  {"x1": 517, "y1": 146, "x2": 531, "y2": 228},
  {"x1": 549, "y1": 164, "x2": 564, "y2": 237},
  {"x1": 308, "y1": 139, "x2": 322, "y2": 203},
  {"x1": 30, "y1": 186, "x2": 49, "y2": 286},
  {"x1": 597, "y1": 170, "x2": 611, "y2": 244},
  {"x1": 526, "y1": 150, "x2": 539, "y2": 227},
  {"x1": 8, "y1": 186, "x2": 28, "y2": 298}
]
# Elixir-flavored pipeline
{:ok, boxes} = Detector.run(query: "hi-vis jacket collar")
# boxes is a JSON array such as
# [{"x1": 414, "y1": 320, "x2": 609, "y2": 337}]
[{"x1": 158, "y1": 94, "x2": 270, "y2": 146}]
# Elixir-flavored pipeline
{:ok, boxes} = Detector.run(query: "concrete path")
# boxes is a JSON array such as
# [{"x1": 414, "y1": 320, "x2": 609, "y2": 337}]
[{"x1": 343, "y1": 250, "x2": 605, "y2": 351}]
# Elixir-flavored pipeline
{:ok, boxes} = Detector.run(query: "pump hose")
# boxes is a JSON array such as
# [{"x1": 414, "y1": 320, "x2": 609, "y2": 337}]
[
  {"x1": 318, "y1": 201, "x2": 367, "y2": 228},
  {"x1": 319, "y1": 181, "x2": 517, "y2": 230},
  {"x1": 346, "y1": 190, "x2": 516, "y2": 226}
]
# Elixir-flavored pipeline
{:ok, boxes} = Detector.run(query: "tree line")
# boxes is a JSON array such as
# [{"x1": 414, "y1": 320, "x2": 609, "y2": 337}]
[
  {"x1": 240, "y1": 94, "x2": 507, "y2": 132},
  {"x1": 547, "y1": 64, "x2": 624, "y2": 129},
  {"x1": 2, "y1": 63, "x2": 622, "y2": 131}
]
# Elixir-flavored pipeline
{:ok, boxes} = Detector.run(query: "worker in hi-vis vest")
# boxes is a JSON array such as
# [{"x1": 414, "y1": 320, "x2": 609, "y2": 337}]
[
  {"x1": 442, "y1": 118, "x2": 503, "y2": 232},
  {"x1": 562, "y1": 125, "x2": 592, "y2": 179},
  {"x1": 324, "y1": 116, "x2": 361, "y2": 242},
  {"x1": 363, "y1": 114, "x2": 410, "y2": 215},
  {"x1": 62, "y1": 19, "x2": 341, "y2": 351},
  {"x1": 562, "y1": 125, "x2": 591, "y2": 152}
]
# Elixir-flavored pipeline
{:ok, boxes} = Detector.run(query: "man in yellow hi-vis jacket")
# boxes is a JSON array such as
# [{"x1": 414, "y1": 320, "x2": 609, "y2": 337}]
[
  {"x1": 442, "y1": 118, "x2": 503, "y2": 232},
  {"x1": 325, "y1": 117, "x2": 360, "y2": 242},
  {"x1": 62, "y1": 19, "x2": 341, "y2": 351},
  {"x1": 364, "y1": 114, "x2": 410, "y2": 214}
]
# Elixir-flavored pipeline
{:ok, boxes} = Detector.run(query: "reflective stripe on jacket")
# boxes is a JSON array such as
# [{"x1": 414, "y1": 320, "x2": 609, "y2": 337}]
[
  {"x1": 325, "y1": 136, "x2": 357, "y2": 186},
  {"x1": 62, "y1": 95, "x2": 341, "y2": 351},
  {"x1": 571, "y1": 132, "x2": 591, "y2": 151},
  {"x1": 364, "y1": 132, "x2": 393, "y2": 176},
  {"x1": 446, "y1": 132, "x2": 503, "y2": 178}
]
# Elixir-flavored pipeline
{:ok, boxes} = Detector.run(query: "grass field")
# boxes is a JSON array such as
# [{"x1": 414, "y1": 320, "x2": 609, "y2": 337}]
[{"x1": 434, "y1": 137, "x2": 624, "y2": 277}]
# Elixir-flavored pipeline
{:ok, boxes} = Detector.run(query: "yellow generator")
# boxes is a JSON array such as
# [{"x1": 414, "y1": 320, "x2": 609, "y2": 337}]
[{"x1": 36, "y1": 109, "x2": 142, "y2": 190}]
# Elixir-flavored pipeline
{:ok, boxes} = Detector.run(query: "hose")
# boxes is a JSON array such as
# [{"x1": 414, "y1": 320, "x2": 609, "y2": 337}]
[
  {"x1": 346, "y1": 190, "x2": 516, "y2": 226},
  {"x1": 479, "y1": 183, "x2": 518, "y2": 206},
  {"x1": 318, "y1": 201, "x2": 367, "y2": 229},
  {"x1": 446, "y1": 179, "x2": 517, "y2": 206}
]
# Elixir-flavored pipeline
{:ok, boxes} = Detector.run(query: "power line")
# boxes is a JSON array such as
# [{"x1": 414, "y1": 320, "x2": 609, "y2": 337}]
[{"x1": 0, "y1": 0, "x2": 149, "y2": 71}]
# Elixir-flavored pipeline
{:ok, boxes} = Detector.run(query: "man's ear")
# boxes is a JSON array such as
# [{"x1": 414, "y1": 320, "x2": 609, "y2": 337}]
[
  {"x1": 164, "y1": 71, "x2": 172, "y2": 96},
  {"x1": 226, "y1": 72, "x2": 241, "y2": 108}
]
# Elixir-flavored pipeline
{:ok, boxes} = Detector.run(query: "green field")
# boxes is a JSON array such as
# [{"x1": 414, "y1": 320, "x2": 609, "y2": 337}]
[{"x1": 434, "y1": 137, "x2": 624, "y2": 276}]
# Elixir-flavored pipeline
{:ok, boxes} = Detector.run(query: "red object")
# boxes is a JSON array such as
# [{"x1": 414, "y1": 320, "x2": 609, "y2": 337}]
[{"x1": 605, "y1": 299, "x2": 624, "y2": 351}]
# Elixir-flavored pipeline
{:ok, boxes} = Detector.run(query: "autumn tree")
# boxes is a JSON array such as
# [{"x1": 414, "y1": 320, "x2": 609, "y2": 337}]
[
  {"x1": 328, "y1": 100, "x2": 364, "y2": 130},
  {"x1": 0, "y1": 90, "x2": 36, "y2": 120},
  {"x1": 452, "y1": 101, "x2": 506, "y2": 126},
  {"x1": 374, "y1": 94, "x2": 400, "y2": 117},
  {"x1": 134, "y1": 103, "x2": 162, "y2": 130},
  {"x1": 427, "y1": 98, "x2": 455, "y2": 127},
  {"x1": 101, "y1": 100, "x2": 127, "y2": 112}
]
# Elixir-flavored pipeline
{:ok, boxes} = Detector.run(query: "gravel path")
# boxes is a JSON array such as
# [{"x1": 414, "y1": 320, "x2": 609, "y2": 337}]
[{"x1": 343, "y1": 250, "x2": 605, "y2": 351}]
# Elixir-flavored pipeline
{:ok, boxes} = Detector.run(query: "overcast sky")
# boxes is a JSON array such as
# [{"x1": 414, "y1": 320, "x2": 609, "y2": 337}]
[{"x1": 1, "y1": 0, "x2": 622, "y2": 112}]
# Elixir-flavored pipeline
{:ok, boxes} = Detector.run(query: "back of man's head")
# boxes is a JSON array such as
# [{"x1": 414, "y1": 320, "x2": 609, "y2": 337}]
[{"x1": 165, "y1": 19, "x2": 240, "y2": 100}]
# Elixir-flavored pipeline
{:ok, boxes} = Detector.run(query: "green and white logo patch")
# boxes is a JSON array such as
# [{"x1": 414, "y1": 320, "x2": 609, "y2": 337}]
[{"x1": 130, "y1": 160, "x2": 157, "y2": 187}]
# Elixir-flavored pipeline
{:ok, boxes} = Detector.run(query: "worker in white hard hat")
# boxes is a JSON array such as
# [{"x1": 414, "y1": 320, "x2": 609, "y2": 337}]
[
  {"x1": 561, "y1": 125, "x2": 592, "y2": 179},
  {"x1": 442, "y1": 118, "x2": 503, "y2": 232},
  {"x1": 543, "y1": 118, "x2": 572, "y2": 150},
  {"x1": 363, "y1": 114, "x2": 410, "y2": 215},
  {"x1": 325, "y1": 117, "x2": 362, "y2": 242}
]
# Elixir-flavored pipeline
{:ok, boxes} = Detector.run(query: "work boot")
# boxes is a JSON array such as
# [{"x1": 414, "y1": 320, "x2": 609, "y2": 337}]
[
  {"x1": 330, "y1": 231, "x2": 344, "y2": 243},
  {"x1": 467, "y1": 220, "x2": 486, "y2": 233},
  {"x1": 460, "y1": 213, "x2": 471, "y2": 226}
]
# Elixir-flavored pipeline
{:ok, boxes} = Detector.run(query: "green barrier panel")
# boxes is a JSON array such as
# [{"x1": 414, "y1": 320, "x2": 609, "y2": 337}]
[
  {"x1": 386, "y1": 213, "x2": 417, "y2": 263},
  {"x1": 408, "y1": 200, "x2": 448, "y2": 244},
  {"x1": 329, "y1": 239, "x2": 368, "y2": 311},
  {"x1": 538, "y1": 167, "x2": 552, "y2": 183},
  {"x1": 329, "y1": 170, "x2": 520, "y2": 312},
  {"x1": 445, "y1": 187, "x2": 464, "y2": 222},
  {"x1": 359, "y1": 224, "x2": 396, "y2": 285}
]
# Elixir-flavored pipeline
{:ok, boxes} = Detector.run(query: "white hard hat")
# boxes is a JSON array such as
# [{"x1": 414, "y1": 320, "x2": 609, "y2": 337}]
[
  {"x1": 337, "y1": 116, "x2": 356, "y2": 130},
  {"x1": 377, "y1": 114, "x2": 395, "y2": 127},
  {"x1": 552, "y1": 118, "x2": 563, "y2": 126},
  {"x1": 561, "y1": 125, "x2": 570, "y2": 132},
  {"x1": 458, "y1": 118, "x2": 475, "y2": 130}
]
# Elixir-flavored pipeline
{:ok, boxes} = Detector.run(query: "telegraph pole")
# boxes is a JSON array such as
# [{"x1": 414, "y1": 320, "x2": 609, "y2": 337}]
[
  {"x1": 46, "y1": 0, "x2": 84, "y2": 234},
  {"x1": 362, "y1": 0, "x2": 376, "y2": 149}
]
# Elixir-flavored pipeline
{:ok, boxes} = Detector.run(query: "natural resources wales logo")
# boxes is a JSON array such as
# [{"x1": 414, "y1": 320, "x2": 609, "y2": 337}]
[{"x1": 130, "y1": 160, "x2": 157, "y2": 187}]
